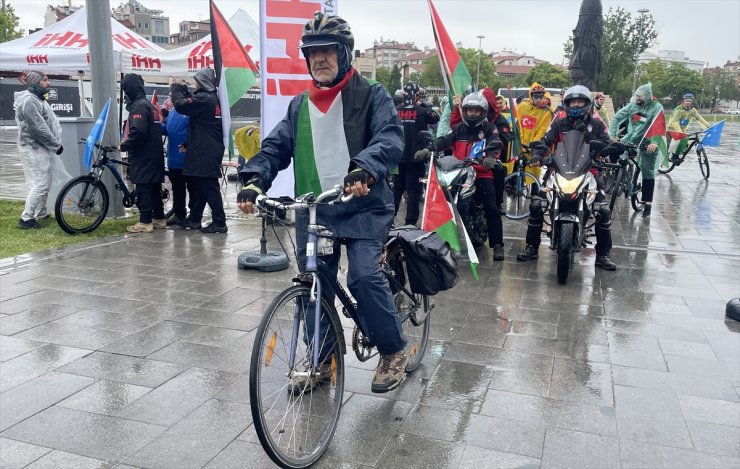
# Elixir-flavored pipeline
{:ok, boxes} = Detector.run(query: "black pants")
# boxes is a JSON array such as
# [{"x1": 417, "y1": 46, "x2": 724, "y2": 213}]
[
  {"x1": 168, "y1": 168, "x2": 192, "y2": 219},
  {"x1": 492, "y1": 163, "x2": 507, "y2": 209},
  {"x1": 525, "y1": 192, "x2": 612, "y2": 255},
  {"x1": 393, "y1": 162, "x2": 425, "y2": 226},
  {"x1": 188, "y1": 176, "x2": 225, "y2": 225},
  {"x1": 461, "y1": 178, "x2": 503, "y2": 247},
  {"x1": 136, "y1": 183, "x2": 164, "y2": 224}
]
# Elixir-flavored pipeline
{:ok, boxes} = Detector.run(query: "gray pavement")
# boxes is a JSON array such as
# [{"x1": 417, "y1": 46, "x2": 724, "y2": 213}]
[{"x1": 1, "y1": 124, "x2": 739, "y2": 468}]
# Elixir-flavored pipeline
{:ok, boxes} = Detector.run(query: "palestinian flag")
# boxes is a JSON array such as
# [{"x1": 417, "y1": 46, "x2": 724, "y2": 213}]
[
  {"x1": 666, "y1": 130, "x2": 688, "y2": 166},
  {"x1": 639, "y1": 111, "x2": 668, "y2": 161},
  {"x1": 427, "y1": 0, "x2": 471, "y2": 99},
  {"x1": 210, "y1": 0, "x2": 258, "y2": 150},
  {"x1": 421, "y1": 157, "x2": 479, "y2": 280}
]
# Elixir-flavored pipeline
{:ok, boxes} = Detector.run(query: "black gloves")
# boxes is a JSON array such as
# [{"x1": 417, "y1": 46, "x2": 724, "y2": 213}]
[
  {"x1": 343, "y1": 167, "x2": 372, "y2": 188},
  {"x1": 236, "y1": 176, "x2": 265, "y2": 204},
  {"x1": 55, "y1": 145, "x2": 64, "y2": 155},
  {"x1": 482, "y1": 157, "x2": 497, "y2": 169},
  {"x1": 572, "y1": 120, "x2": 595, "y2": 141},
  {"x1": 413, "y1": 148, "x2": 430, "y2": 162},
  {"x1": 170, "y1": 83, "x2": 189, "y2": 97}
]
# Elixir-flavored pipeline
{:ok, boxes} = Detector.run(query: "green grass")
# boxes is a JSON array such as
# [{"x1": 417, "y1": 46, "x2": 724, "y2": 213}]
[{"x1": 0, "y1": 199, "x2": 135, "y2": 259}]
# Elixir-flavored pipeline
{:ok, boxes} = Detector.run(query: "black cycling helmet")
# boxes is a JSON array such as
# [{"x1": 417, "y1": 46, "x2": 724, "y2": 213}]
[
  {"x1": 563, "y1": 85, "x2": 592, "y2": 120},
  {"x1": 300, "y1": 12, "x2": 354, "y2": 51},
  {"x1": 462, "y1": 93, "x2": 489, "y2": 127}
]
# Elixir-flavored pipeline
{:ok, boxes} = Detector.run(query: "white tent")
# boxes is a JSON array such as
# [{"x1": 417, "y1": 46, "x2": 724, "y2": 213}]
[
  {"x1": 0, "y1": 6, "x2": 163, "y2": 75},
  {"x1": 120, "y1": 9, "x2": 260, "y2": 78}
]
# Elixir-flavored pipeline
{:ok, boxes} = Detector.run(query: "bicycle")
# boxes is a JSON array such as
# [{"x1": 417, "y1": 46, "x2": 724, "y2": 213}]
[
  {"x1": 599, "y1": 143, "x2": 645, "y2": 213},
  {"x1": 249, "y1": 186, "x2": 432, "y2": 469},
  {"x1": 502, "y1": 145, "x2": 542, "y2": 220},
  {"x1": 658, "y1": 131, "x2": 710, "y2": 179},
  {"x1": 54, "y1": 140, "x2": 170, "y2": 234}
]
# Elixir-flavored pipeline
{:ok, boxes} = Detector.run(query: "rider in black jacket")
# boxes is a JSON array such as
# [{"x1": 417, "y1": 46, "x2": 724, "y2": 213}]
[
  {"x1": 517, "y1": 85, "x2": 618, "y2": 271},
  {"x1": 171, "y1": 67, "x2": 227, "y2": 233}
]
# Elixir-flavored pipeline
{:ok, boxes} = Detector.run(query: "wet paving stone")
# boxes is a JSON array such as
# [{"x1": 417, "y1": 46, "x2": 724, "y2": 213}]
[
  {"x1": 0, "y1": 335, "x2": 45, "y2": 361},
  {"x1": 458, "y1": 445, "x2": 540, "y2": 469},
  {"x1": 23, "y1": 449, "x2": 114, "y2": 469},
  {"x1": 15, "y1": 322, "x2": 128, "y2": 350},
  {"x1": 0, "y1": 344, "x2": 90, "y2": 393},
  {"x1": 619, "y1": 438, "x2": 740, "y2": 468},
  {"x1": 1, "y1": 406, "x2": 166, "y2": 462},
  {"x1": 100, "y1": 321, "x2": 201, "y2": 357},
  {"x1": 57, "y1": 379, "x2": 151, "y2": 416},
  {"x1": 541, "y1": 427, "x2": 620, "y2": 469},
  {"x1": 57, "y1": 351, "x2": 187, "y2": 388},
  {"x1": 374, "y1": 432, "x2": 464, "y2": 469},
  {"x1": 0, "y1": 437, "x2": 52, "y2": 468}
]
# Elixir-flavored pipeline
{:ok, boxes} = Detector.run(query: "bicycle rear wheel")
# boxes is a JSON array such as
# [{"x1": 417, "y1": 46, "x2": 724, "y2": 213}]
[
  {"x1": 503, "y1": 171, "x2": 539, "y2": 220},
  {"x1": 54, "y1": 176, "x2": 109, "y2": 234},
  {"x1": 249, "y1": 285, "x2": 345, "y2": 469},
  {"x1": 697, "y1": 147, "x2": 710, "y2": 179},
  {"x1": 630, "y1": 166, "x2": 645, "y2": 212},
  {"x1": 602, "y1": 166, "x2": 616, "y2": 194},
  {"x1": 385, "y1": 244, "x2": 430, "y2": 373}
]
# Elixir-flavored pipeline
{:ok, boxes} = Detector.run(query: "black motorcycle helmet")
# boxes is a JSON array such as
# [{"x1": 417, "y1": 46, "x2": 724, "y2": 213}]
[{"x1": 403, "y1": 82, "x2": 419, "y2": 107}]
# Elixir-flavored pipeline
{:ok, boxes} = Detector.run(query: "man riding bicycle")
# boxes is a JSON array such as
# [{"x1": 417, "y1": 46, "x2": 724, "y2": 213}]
[
  {"x1": 667, "y1": 93, "x2": 709, "y2": 163},
  {"x1": 236, "y1": 13, "x2": 408, "y2": 394}
]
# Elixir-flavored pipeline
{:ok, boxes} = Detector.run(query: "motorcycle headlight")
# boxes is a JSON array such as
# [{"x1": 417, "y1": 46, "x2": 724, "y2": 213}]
[{"x1": 555, "y1": 174, "x2": 584, "y2": 195}]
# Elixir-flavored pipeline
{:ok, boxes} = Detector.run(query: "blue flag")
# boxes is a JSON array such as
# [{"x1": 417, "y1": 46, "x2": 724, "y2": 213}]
[
  {"x1": 83, "y1": 98, "x2": 111, "y2": 171},
  {"x1": 469, "y1": 139, "x2": 485, "y2": 159},
  {"x1": 701, "y1": 119, "x2": 725, "y2": 147}
]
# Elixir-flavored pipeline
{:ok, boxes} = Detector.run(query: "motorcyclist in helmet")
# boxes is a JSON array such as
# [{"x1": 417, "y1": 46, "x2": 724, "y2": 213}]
[
  {"x1": 421, "y1": 92, "x2": 506, "y2": 260},
  {"x1": 517, "y1": 85, "x2": 619, "y2": 271}
]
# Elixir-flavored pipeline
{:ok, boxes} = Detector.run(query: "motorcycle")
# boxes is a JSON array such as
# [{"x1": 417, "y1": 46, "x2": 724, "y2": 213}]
[
  {"x1": 539, "y1": 130, "x2": 599, "y2": 284},
  {"x1": 418, "y1": 131, "x2": 488, "y2": 248}
]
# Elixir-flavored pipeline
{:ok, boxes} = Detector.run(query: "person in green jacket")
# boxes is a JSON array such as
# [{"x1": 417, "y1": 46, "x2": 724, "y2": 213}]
[{"x1": 609, "y1": 83, "x2": 663, "y2": 218}]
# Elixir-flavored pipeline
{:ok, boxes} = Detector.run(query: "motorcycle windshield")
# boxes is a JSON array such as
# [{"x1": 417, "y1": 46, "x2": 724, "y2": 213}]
[{"x1": 553, "y1": 130, "x2": 591, "y2": 180}]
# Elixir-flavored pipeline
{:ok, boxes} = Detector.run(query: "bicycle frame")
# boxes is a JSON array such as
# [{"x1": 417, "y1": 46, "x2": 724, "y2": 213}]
[{"x1": 91, "y1": 154, "x2": 133, "y2": 199}]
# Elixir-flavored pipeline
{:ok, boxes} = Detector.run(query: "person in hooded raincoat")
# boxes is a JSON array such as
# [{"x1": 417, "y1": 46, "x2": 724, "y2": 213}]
[
  {"x1": 435, "y1": 95, "x2": 452, "y2": 139},
  {"x1": 608, "y1": 82, "x2": 663, "y2": 218},
  {"x1": 119, "y1": 73, "x2": 166, "y2": 233},
  {"x1": 170, "y1": 68, "x2": 227, "y2": 233},
  {"x1": 14, "y1": 71, "x2": 63, "y2": 229},
  {"x1": 516, "y1": 82, "x2": 555, "y2": 182}
]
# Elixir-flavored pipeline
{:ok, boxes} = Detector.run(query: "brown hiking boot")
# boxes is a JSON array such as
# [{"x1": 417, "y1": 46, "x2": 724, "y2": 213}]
[
  {"x1": 371, "y1": 351, "x2": 408, "y2": 393},
  {"x1": 127, "y1": 222, "x2": 153, "y2": 233},
  {"x1": 152, "y1": 219, "x2": 167, "y2": 229},
  {"x1": 288, "y1": 363, "x2": 333, "y2": 396}
]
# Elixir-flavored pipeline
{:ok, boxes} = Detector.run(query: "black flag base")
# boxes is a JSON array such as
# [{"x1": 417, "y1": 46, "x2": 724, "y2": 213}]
[{"x1": 237, "y1": 216, "x2": 290, "y2": 272}]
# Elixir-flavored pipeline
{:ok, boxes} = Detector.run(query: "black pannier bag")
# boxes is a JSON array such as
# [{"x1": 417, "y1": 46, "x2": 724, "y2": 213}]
[{"x1": 390, "y1": 226, "x2": 459, "y2": 295}]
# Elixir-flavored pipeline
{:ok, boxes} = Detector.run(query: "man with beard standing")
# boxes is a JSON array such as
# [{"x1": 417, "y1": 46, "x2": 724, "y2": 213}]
[{"x1": 171, "y1": 68, "x2": 227, "y2": 233}]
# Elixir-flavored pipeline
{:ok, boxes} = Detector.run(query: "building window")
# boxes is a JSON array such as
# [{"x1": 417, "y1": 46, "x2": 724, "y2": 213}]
[
  {"x1": 138, "y1": 22, "x2": 142, "y2": 28},
  {"x1": 154, "y1": 21, "x2": 164, "y2": 34},
  {"x1": 145, "y1": 23, "x2": 149, "y2": 29}
]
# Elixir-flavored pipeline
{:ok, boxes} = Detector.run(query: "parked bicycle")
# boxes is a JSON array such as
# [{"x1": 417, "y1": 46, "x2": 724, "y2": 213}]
[
  {"x1": 658, "y1": 131, "x2": 710, "y2": 179},
  {"x1": 249, "y1": 186, "x2": 432, "y2": 469},
  {"x1": 502, "y1": 144, "x2": 542, "y2": 220},
  {"x1": 54, "y1": 139, "x2": 169, "y2": 234}
]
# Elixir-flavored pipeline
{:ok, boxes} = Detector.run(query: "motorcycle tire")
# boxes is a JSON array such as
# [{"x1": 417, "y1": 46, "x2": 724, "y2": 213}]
[
  {"x1": 465, "y1": 197, "x2": 488, "y2": 249},
  {"x1": 556, "y1": 223, "x2": 575, "y2": 285}
]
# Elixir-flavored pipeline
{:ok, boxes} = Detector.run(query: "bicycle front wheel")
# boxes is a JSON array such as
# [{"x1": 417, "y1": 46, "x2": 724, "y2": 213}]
[
  {"x1": 608, "y1": 166, "x2": 626, "y2": 212},
  {"x1": 503, "y1": 171, "x2": 539, "y2": 220},
  {"x1": 630, "y1": 166, "x2": 645, "y2": 212},
  {"x1": 386, "y1": 244, "x2": 430, "y2": 373},
  {"x1": 697, "y1": 147, "x2": 710, "y2": 179},
  {"x1": 249, "y1": 285, "x2": 345, "y2": 469},
  {"x1": 54, "y1": 176, "x2": 109, "y2": 234}
]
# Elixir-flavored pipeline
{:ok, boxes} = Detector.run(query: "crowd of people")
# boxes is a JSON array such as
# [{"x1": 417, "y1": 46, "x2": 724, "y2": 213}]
[{"x1": 12, "y1": 11, "x2": 716, "y2": 396}]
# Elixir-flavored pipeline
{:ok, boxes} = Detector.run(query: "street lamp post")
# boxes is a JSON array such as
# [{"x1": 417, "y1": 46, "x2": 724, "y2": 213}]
[
  {"x1": 476, "y1": 35, "x2": 485, "y2": 90},
  {"x1": 631, "y1": 8, "x2": 649, "y2": 94}
]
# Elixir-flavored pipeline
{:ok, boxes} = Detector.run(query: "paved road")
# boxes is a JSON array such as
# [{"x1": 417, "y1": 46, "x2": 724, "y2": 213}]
[{"x1": 0, "y1": 124, "x2": 739, "y2": 468}]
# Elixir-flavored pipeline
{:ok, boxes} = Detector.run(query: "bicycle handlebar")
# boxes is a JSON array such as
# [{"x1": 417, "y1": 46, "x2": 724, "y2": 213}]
[{"x1": 256, "y1": 185, "x2": 353, "y2": 212}]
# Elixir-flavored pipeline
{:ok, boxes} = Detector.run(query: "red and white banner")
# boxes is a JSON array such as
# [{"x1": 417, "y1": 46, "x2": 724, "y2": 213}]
[
  {"x1": 120, "y1": 9, "x2": 260, "y2": 78},
  {"x1": 259, "y1": 0, "x2": 339, "y2": 195},
  {"x1": 0, "y1": 6, "x2": 162, "y2": 74}
]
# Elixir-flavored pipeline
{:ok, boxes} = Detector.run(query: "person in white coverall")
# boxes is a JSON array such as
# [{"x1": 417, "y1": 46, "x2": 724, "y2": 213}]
[{"x1": 14, "y1": 70, "x2": 64, "y2": 229}]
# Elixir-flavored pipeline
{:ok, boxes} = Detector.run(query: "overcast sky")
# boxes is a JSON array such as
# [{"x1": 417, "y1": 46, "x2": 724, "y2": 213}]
[{"x1": 11, "y1": 0, "x2": 740, "y2": 68}]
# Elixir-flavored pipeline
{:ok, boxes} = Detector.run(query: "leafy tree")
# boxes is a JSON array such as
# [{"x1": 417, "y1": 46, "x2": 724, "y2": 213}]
[
  {"x1": 0, "y1": 4, "x2": 24, "y2": 42},
  {"x1": 524, "y1": 63, "x2": 570, "y2": 89},
  {"x1": 407, "y1": 71, "x2": 422, "y2": 85},
  {"x1": 375, "y1": 66, "x2": 392, "y2": 92},
  {"x1": 564, "y1": 7, "x2": 658, "y2": 106},
  {"x1": 390, "y1": 64, "x2": 402, "y2": 95},
  {"x1": 703, "y1": 67, "x2": 740, "y2": 111},
  {"x1": 641, "y1": 61, "x2": 704, "y2": 107},
  {"x1": 420, "y1": 55, "x2": 444, "y2": 88}
]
